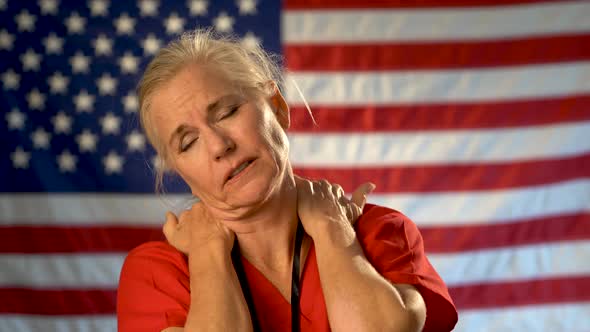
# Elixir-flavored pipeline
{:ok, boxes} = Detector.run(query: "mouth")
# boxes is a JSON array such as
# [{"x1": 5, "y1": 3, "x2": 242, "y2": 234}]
[{"x1": 225, "y1": 158, "x2": 256, "y2": 184}]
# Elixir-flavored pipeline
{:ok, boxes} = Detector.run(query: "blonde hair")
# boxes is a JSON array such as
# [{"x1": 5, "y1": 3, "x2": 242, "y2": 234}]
[{"x1": 137, "y1": 28, "x2": 284, "y2": 192}]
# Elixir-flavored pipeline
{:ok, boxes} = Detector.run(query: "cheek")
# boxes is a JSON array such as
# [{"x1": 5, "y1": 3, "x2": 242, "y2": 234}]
[
  {"x1": 173, "y1": 159, "x2": 209, "y2": 195},
  {"x1": 257, "y1": 110, "x2": 289, "y2": 154},
  {"x1": 264, "y1": 124, "x2": 289, "y2": 164}
]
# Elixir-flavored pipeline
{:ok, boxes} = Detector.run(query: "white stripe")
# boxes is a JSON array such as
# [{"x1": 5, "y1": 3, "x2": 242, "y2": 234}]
[
  {"x1": 1, "y1": 241, "x2": 588, "y2": 288},
  {"x1": 288, "y1": 121, "x2": 590, "y2": 166},
  {"x1": 1, "y1": 179, "x2": 589, "y2": 226},
  {"x1": 0, "y1": 315, "x2": 116, "y2": 332},
  {"x1": 429, "y1": 241, "x2": 590, "y2": 286},
  {"x1": 455, "y1": 302, "x2": 590, "y2": 332},
  {"x1": 370, "y1": 179, "x2": 590, "y2": 226},
  {"x1": 0, "y1": 254, "x2": 124, "y2": 288},
  {"x1": 285, "y1": 62, "x2": 590, "y2": 106},
  {"x1": 283, "y1": 2, "x2": 590, "y2": 43},
  {"x1": 0, "y1": 193, "x2": 189, "y2": 225}
]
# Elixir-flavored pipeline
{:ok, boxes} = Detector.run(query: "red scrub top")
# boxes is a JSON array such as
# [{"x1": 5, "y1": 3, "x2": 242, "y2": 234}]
[{"x1": 117, "y1": 204, "x2": 458, "y2": 331}]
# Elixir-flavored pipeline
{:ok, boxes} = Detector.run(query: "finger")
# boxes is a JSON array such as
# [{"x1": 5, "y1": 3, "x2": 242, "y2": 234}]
[
  {"x1": 295, "y1": 176, "x2": 314, "y2": 196},
  {"x1": 163, "y1": 211, "x2": 179, "y2": 240},
  {"x1": 318, "y1": 179, "x2": 331, "y2": 190},
  {"x1": 331, "y1": 183, "x2": 345, "y2": 198},
  {"x1": 294, "y1": 175, "x2": 310, "y2": 188},
  {"x1": 351, "y1": 182, "x2": 376, "y2": 210}
]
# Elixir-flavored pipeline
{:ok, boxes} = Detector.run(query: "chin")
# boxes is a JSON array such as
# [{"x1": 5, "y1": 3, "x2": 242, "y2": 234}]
[{"x1": 227, "y1": 172, "x2": 281, "y2": 208}]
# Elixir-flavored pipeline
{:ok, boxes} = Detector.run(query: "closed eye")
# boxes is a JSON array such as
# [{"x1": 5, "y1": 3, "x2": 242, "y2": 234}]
[
  {"x1": 179, "y1": 135, "x2": 198, "y2": 152},
  {"x1": 219, "y1": 105, "x2": 240, "y2": 121}
]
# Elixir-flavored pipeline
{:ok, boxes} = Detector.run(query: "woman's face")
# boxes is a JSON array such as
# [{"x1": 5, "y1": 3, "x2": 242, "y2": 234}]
[{"x1": 149, "y1": 63, "x2": 291, "y2": 219}]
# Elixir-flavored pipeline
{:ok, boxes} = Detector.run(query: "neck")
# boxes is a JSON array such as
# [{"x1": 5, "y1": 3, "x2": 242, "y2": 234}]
[{"x1": 225, "y1": 171, "x2": 299, "y2": 272}]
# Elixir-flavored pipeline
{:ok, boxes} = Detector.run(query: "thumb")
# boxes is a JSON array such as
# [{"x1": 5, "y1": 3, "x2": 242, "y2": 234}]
[
  {"x1": 162, "y1": 211, "x2": 179, "y2": 240},
  {"x1": 351, "y1": 182, "x2": 376, "y2": 210}
]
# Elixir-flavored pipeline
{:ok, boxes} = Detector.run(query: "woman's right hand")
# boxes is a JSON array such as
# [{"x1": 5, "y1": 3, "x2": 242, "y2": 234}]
[{"x1": 163, "y1": 201, "x2": 235, "y2": 256}]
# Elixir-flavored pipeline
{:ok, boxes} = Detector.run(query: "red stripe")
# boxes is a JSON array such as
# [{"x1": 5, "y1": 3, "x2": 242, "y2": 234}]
[
  {"x1": 0, "y1": 226, "x2": 162, "y2": 253},
  {"x1": 1, "y1": 156, "x2": 589, "y2": 254},
  {"x1": 2, "y1": 276, "x2": 588, "y2": 314},
  {"x1": 450, "y1": 276, "x2": 590, "y2": 309},
  {"x1": 295, "y1": 154, "x2": 590, "y2": 193},
  {"x1": 421, "y1": 213, "x2": 590, "y2": 253},
  {"x1": 289, "y1": 94, "x2": 590, "y2": 132},
  {"x1": 0, "y1": 288, "x2": 116, "y2": 315},
  {"x1": 284, "y1": 0, "x2": 564, "y2": 10},
  {"x1": 285, "y1": 34, "x2": 590, "y2": 71},
  {"x1": 2, "y1": 212, "x2": 589, "y2": 255}
]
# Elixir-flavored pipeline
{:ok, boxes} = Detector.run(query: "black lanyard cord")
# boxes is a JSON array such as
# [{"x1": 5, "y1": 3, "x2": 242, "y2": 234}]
[{"x1": 232, "y1": 221, "x2": 305, "y2": 332}]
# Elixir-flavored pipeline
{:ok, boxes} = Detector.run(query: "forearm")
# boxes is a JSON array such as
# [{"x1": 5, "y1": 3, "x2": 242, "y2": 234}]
[
  {"x1": 184, "y1": 244, "x2": 253, "y2": 332},
  {"x1": 313, "y1": 223, "x2": 425, "y2": 332}
]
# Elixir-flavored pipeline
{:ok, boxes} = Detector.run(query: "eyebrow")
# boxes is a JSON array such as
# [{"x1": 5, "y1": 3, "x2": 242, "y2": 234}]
[{"x1": 167, "y1": 94, "x2": 242, "y2": 148}]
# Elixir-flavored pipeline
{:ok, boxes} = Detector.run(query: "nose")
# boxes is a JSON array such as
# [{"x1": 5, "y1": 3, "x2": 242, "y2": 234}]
[{"x1": 205, "y1": 126, "x2": 235, "y2": 161}]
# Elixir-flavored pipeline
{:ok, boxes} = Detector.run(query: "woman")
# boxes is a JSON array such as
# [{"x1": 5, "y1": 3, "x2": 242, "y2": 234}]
[{"x1": 117, "y1": 29, "x2": 458, "y2": 332}]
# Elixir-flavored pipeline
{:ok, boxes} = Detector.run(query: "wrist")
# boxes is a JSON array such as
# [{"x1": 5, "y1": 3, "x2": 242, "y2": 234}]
[
  {"x1": 188, "y1": 241, "x2": 233, "y2": 273},
  {"x1": 310, "y1": 217, "x2": 356, "y2": 249}
]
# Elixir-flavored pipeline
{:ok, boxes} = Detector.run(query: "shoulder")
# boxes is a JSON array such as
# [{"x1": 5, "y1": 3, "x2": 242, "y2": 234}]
[
  {"x1": 117, "y1": 241, "x2": 190, "y2": 331},
  {"x1": 119, "y1": 241, "x2": 189, "y2": 284},
  {"x1": 355, "y1": 204, "x2": 458, "y2": 332},
  {"x1": 123, "y1": 241, "x2": 188, "y2": 271},
  {"x1": 355, "y1": 203, "x2": 422, "y2": 251}
]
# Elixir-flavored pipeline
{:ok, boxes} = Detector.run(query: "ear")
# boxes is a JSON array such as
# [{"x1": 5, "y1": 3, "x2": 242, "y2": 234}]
[{"x1": 268, "y1": 82, "x2": 290, "y2": 130}]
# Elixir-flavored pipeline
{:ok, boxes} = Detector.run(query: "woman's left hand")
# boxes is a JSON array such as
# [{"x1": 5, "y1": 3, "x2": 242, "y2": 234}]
[{"x1": 295, "y1": 176, "x2": 375, "y2": 241}]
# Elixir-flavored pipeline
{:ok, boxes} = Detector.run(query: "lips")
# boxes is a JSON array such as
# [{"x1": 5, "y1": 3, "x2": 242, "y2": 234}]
[{"x1": 225, "y1": 158, "x2": 256, "y2": 184}]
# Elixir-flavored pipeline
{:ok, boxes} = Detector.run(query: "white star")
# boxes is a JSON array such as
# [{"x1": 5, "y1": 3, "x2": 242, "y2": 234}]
[
  {"x1": 65, "y1": 12, "x2": 86, "y2": 34},
  {"x1": 100, "y1": 112, "x2": 121, "y2": 134},
  {"x1": 42, "y1": 32, "x2": 64, "y2": 54},
  {"x1": 114, "y1": 13, "x2": 135, "y2": 35},
  {"x1": 27, "y1": 88, "x2": 46, "y2": 110},
  {"x1": 6, "y1": 108, "x2": 26, "y2": 130},
  {"x1": 93, "y1": 34, "x2": 113, "y2": 56},
  {"x1": 242, "y1": 32, "x2": 261, "y2": 49},
  {"x1": 15, "y1": 10, "x2": 36, "y2": 32},
  {"x1": 52, "y1": 111, "x2": 73, "y2": 134},
  {"x1": 69, "y1": 51, "x2": 91, "y2": 74},
  {"x1": 123, "y1": 92, "x2": 138, "y2": 113},
  {"x1": 39, "y1": 0, "x2": 59, "y2": 15},
  {"x1": 103, "y1": 150, "x2": 124, "y2": 174},
  {"x1": 76, "y1": 129, "x2": 98, "y2": 152},
  {"x1": 237, "y1": 0, "x2": 257, "y2": 15},
  {"x1": 119, "y1": 51, "x2": 139, "y2": 74},
  {"x1": 188, "y1": 0, "x2": 207, "y2": 16},
  {"x1": 141, "y1": 33, "x2": 161, "y2": 55},
  {"x1": 31, "y1": 127, "x2": 51, "y2": 149},
  {"x1": 73, "y1": 90, "x2": 95, "y2": 112},
  {"x1": 96, "y1": 73, "x2": 117, "y2": 95},
  {"x1": 0, "y1": 29, "x2": 14, "y2": 50},
  {"x1": 126, "y1": 130, "x2": 146, "y2": 151},
  {"x1": 0, "y1": 0, "x2": 5, "y2": 10},
  {"x1": 57, "y1": 150, "x2": 77, "y2": 172},
  {"x1": 1, "y1": 69, "x2": 20, "y2": 90},
  {"x1": 213, "y1": 12, "x2": 234, "y2": 33},
  {"x1": 11, "y1": 147, "x2": 31, "y2": 169},
  {"x1": 20, "y1": 48, "x2": 42, "y2": 71},
  {"x1": 138, "y1": 0, "x2": 158, "y2": 16},
  {"x1": 88, "y1": 0, "x2": 109, "y2": 16},
  {"x1": 164, "y1": 12, "x2": 184, "y2": 35},
  {"x1": 47, "y1": 72, "x2": 69, "y2": 94}
]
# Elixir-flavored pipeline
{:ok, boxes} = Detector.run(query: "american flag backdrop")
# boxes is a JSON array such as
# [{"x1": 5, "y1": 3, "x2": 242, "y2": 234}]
[{"x1": 1, "y1": 0, "x2": 589, "y2": 330}]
